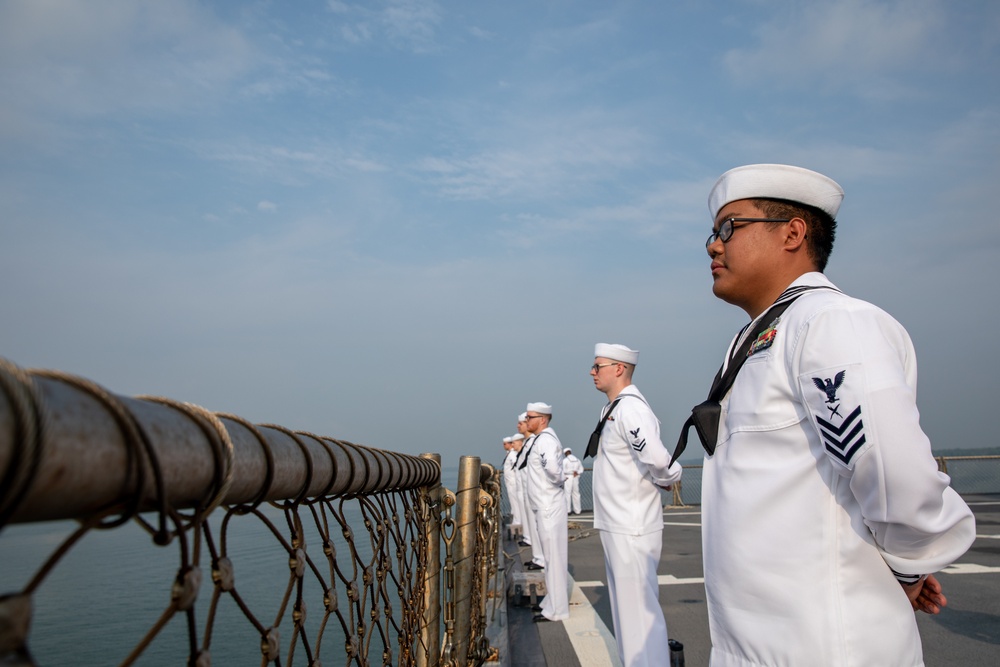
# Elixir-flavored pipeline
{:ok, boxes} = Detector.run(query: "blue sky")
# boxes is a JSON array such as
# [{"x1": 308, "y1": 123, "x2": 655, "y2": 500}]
[{"x1": 2, "y1": 0, "x2": 998, "y2": 468}]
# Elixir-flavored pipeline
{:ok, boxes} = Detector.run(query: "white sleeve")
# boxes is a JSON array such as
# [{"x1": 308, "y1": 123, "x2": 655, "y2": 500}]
[
  {"x1": 539, "y1": 434, "x2": 565, "y2": 485},
  {"x1": 616, "y1": 403, "x2": 681, "y2": 486},
  {"x1": 794, "y1": 306, "x2": 975, "y2": 577}
]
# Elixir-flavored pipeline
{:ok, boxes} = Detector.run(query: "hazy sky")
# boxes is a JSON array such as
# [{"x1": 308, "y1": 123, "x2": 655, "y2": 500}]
[{"x1": 2, "y1": 0, "x2": 998, "y2": 470}]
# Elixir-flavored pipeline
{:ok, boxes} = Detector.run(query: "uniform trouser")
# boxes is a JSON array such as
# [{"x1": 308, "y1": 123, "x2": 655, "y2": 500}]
[
  {"x1": 521, "y1": 478, "x2": 543, "y2": 565},
  {"x1": 564, "y1": 475, "x2": 581, "y2": 513},
  {"x1": 537, "y1": 502, "x2": 570, "y2": 621},
  {"x1": 506, "y1": 477, "x2": 524, "y2": 529},
  {"x1": 599, "y1": 530, "x2": 669, "y2": 667}
]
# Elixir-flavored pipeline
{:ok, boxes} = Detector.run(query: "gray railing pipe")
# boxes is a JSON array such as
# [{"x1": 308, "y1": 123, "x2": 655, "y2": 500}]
[{"x1": 0, "y1": 363, "x2": 439, "y2": 525}]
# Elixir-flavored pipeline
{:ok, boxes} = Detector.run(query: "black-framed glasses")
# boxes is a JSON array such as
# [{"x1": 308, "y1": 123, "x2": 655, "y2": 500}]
[
  {"x1": 591, "y1": 362, "x2": 620, "y2": 372},
  {"x1": 706, "y1": 217, "x2": 791, "y2": 248},
  {"x1": 525, "y1": 414, "x2": 544, "y2": 420}
]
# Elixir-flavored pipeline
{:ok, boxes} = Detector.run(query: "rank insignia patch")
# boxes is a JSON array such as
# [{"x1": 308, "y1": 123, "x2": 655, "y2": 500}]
[
  {"x1": 629, "y1": 427, "x2": 646, "y2": 452},
  {"x1": 801, "y1": 365, "x2": 869, "y2": 467},
  {"x1": 747, "y1": 317, "x2": 781, "y2": 357}
]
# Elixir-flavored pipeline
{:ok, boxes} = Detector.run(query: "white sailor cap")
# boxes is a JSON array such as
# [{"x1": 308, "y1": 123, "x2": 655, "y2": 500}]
[
  {"x1": 512, "y1": 433, "x2": 525, "y2": 441},
  {"x1": 708, "y1": 164, "x2": 844, "y2": 219},
  {"x1": 563, "y1": 448, "x2": 572, "y2": 454},
  {"x1": 503, "y1": 437, "x2": 513, "y2": 444},
  {"x1": 518, "y1": 412, "x2": 528, "y2": 422},
  {"x1": 594, "y1": 343, "x2": 638, "y2": 365},
  {"x1": 526, "y1": 402, "x2": 552, "y2": 415}
]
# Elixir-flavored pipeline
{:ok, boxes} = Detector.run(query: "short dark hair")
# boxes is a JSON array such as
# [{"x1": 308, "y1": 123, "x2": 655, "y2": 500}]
[{"x1": 755, "y1": 198, "x2": 837, "y2": 271}]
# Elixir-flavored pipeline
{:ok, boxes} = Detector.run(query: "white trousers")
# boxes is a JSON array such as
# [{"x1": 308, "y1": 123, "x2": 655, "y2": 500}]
[
  {"x1": 536, "y1": 502, "x2": 570, "y2": 621},
  {"x1": 520, "y1": 477, "x2": 543, "y2": 565},
  {"x1": 599, "y1": 530, "x2": 669, "y2": 667},
  {"x1": 564, "y1": 475, "x2": 582, "y2": 513},
  {"x1": 506, "y1": 477, "x2": 524, "y2": 529}
]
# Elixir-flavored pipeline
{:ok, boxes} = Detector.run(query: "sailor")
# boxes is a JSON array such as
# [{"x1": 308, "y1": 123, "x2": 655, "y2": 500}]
[
  {"x1": 695, "y1": 163, "x2": 976, "y2": 665},
  {"x1": 517, "y1": 413, "x2": 544, "y2": 567},
  {"x1": 523, "y1": 402, "x2": 570, "y2": 623},
  {"x1": 561, "y1": 448, "x2": 584, "y2": 514},
  {"x1": 502, "y1": 437, "x2": 524, "y2": 532},
  {"x1": 588, "y1": 343, "x2": 681, "y2": 666}
]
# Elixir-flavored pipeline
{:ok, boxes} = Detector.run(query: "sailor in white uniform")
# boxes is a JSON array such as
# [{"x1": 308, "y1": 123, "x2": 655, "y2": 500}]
[
  {"x1": 694, "y1": 164, "x2": 976, "y2": 666},
  {"x1": 524, "y1": 401, "x2": 570, "y2": 622},
  {"x1": 561, "y1": 448, "x2": 584, "y2": 514},
  {"x1": 517, "y1": 413, "x2": 544, "y2": 568},
  {"x1": 502, "y1": 437, "x2": 524, "y2": 532},
  {"x1": 588, "y1": 343, "x2": 682, "y2": 666}
]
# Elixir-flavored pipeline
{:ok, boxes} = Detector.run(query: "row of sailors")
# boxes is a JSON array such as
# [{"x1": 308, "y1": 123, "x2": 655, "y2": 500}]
[
  {"x1": 499, "y1": 343, "x2": 682, "y2": 667},
  {"x1": 496, "y1": 164, "x2": 977, "y2": 666}
]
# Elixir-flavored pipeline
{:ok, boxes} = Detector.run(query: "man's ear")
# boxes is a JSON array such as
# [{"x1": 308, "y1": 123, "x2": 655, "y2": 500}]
[{"x1": 784, "y1": 217, "x2": 808, "y2": 251}]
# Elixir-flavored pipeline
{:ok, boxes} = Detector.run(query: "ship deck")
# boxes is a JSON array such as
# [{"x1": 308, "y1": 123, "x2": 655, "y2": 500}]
[{"x1": 498, "y1": 494, "x2": 1000, "y2": 666}]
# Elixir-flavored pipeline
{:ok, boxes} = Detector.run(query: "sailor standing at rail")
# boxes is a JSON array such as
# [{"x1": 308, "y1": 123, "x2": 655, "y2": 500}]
[
  {"x1": 524, "y1": 402, "x2": 570, "y2": 623},
  {"x1": 561, "y1": 448, "x2": 584, "y2": 515},
  {"x1": 511, "y1": 434, "x2": 528, "y2": 534},
  {"x1": 502, "y1": 437, "x2": 524, "y2": 532},
  {"x1": 587, "y1": 343, "x2": 682, "y2": 666},
  {"x1": 518, "y1": 413, "x2": 545, "y2": 568}
]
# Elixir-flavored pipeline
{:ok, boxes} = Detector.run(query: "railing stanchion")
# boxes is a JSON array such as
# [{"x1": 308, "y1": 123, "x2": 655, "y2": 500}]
[
  {"x1": 451, "y1": 456, "x2": 481, "y2": 666},
  {"x1": 418, "y1": 452, "x2": 443, "y2": 667}
]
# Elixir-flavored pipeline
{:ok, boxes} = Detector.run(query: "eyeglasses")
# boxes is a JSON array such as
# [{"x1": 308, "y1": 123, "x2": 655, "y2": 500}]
[
  {"x1": 706, "y1": 217, "x2": 791, "y2": 248},
  {"x1": 591, "y1": 362, "x2": 620, "y2": 372},
  {"x1": 525, "y1": 414, "x2": 544, "y2": 421}
]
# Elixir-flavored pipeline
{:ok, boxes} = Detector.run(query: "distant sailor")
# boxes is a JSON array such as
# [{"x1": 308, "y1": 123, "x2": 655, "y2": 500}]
[
  {"x1": 694, "y1": 163, "x2": 976, "y2": 665},
  {"x1": 561, "y1": 448, "x2": 584, "y2": 514},
  {"x1": 588, "y1": 343, "x2": 681, "y2": 666},
  {"x1": 502, "y1": 437, "x2": 524, "y2": 533},
  {"x1": 523, "y1": 402, "x2": 570, "y2": 622}
]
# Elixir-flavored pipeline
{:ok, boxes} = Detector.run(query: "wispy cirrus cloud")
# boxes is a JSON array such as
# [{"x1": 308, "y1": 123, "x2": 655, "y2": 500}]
[
  {"x1": 722, "y1": 0, "x2": 948, "y2": 99},
  {"x1": 327, "y1": 0, "x2": 444, "y2": 53}
]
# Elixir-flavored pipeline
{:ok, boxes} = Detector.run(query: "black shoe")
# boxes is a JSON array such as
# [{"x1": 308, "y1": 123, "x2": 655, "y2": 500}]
[
  {"x1": 532, "y1": 614, "x2": 552, "y2": 623},
  {"x1": 524, "y1": 562, "x2": 544, "y2": 571},
  {"x1": 517, "y1": 540, "x2": 529, "y2": 547},
  {"x1": 531, "y1": 604, "x2": 542, "y2": 612}
]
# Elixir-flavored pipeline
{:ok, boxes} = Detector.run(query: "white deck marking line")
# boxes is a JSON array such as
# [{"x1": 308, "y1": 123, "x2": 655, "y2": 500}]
[
  {"x1": 941, "y1": 563, "x2": 1000, "y2": 574},
  {"x1": 564, "y1": 574, "x2": 624, "y2": 667},
  {"x1": 575, "y1": 573, "x2": 705, "y2": 587}
]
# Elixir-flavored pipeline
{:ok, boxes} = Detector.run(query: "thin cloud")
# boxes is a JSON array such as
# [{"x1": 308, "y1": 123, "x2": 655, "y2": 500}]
[
  {"x1": 325, "y1": 0, "x2": 443, "y2": 53},
  {"x1": 0, "y1": 0, "x2": 255, "y2": 122},
  {"x1": 722, "y1": 0, "x2": 947, "y2": 98}
]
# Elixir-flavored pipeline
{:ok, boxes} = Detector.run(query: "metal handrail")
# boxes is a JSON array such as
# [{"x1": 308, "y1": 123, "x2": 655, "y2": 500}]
[{"x1": 0, "y1": 361, "x2": 438, "y2": 526}]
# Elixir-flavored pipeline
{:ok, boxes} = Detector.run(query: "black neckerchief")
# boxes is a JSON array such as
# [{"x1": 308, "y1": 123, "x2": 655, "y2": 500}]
[
  {"x1": 671, "y1": 285, "x2": 839, "y2": 465},
  {"x1": 518, "y1": 435, "x2": 536, "y2": 470},
  {"x1": 585, "y1": 397, "x2": 622, "y2": 459}
]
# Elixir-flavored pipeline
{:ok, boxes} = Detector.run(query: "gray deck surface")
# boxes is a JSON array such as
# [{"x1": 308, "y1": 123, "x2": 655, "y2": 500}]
[{"x1": 503, "y1": 494, "x2": 1000, "y2": 666}]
